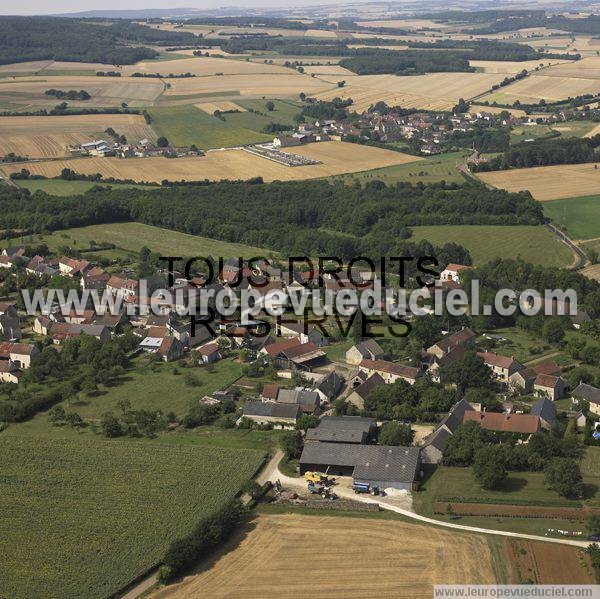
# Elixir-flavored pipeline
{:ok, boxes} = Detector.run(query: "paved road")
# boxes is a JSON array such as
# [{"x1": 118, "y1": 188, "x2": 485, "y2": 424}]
[
  {"x1": 265, "y1": 454, "x2": 593, "y2": 549},
  {"x1": 545, "y1": 223, "x2": 588, "y2": 270}
]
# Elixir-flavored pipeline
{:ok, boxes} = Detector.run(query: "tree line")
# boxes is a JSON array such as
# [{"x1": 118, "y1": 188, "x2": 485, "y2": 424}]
[{"x1": 471, "y1": 136, "x2": 600, "y2": 171}]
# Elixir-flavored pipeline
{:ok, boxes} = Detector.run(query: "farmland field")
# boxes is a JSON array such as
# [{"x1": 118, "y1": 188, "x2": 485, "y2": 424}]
[
  {"x1": 333, "y1": 151, "x2": 467, "y2": 185},
  {"x1": 409, "y1": 225, "x2": 574, "y2": 267},
  {"x1": 478, "y1": 163, "x2": 600, "y2": 201},
  {"x1": 0, "y1": 75, "x2": 163, "y2": 108},
  {"x1": 0, "y1": 435, "x2": 264, "y2": 599},
  {"x1": 0, "y1": 114, "x2": 155, "y2": 158},
  {"x1": 148, "y1": 104, "x2": 271, "y2": 148},
  {"x1": 315, "y1": 72, "x2": 506, "y2": 112},
  {"x1": 13, "y1": 179, "x2": 155, "y2": 195},
  {"x1": 29, "y1": 222, "x2": 274, "y2": 260},
  {"x1": 0, "y1": 142, "x2": 421, "y2": 183},
  {"x1": 543, "y1": 194, "x2": 600, "y2": 240},
  {"x1": 151, "y1": 514, "x2": 497, "y2": 598}
]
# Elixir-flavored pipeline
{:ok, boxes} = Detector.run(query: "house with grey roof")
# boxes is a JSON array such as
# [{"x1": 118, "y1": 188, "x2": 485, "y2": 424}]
[
  {"x1": 277, "y1": 388, "x2": 321, "y2": 414},
  {"x1": 420, "y1": 427, "x2": 452, "y2": 465},
  {"x1": 346, "y1": 373, "x2": 385, "y2": 410},
  {"x1": 531, "y1": 397, "x2": 557, "y2": 429},
  {"x1": 572, "y1": 382, "x2": 600, "y2": 416},
  {"x1": 305, "y1": 415, "x2": 375, "y2": 444},
  {"x1": 299, "y1": 442, "x2": 421, "y2": 490},
  {"x1": 241, "y1": 400, "x2": 300, "y2": 427},
  {"x1": 346, "y1": 339, "x2": 384, "y2": 365},
  {"x1": 315, "y1": 371, "x2": 344, "y2": 402}
]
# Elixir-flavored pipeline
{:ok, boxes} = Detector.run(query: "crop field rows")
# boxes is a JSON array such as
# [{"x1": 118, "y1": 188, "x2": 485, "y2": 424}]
[{"x1": 0, "y1": 435, "x2": 265, "y2": 599}]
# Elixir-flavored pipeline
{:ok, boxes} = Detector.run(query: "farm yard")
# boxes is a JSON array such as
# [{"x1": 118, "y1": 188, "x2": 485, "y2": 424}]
[
  {"x1": 478, "y1": 163, "x2": 600, "y2": 201},
  {"x1": 151, "y1": 513, "x2": 498, "y2": 598},
  {"x1": 0, "y1": 114, "x2": 155, "y2": 158},
  {"x1": 0, "y1": 434, "x2": 265, "y2": 599},
  {"x1": 0, "y1": 142, "x2": 421, "y2": 183},
  {"x1": 408, "y1": 225, "x2": 574, "y2": 267}
]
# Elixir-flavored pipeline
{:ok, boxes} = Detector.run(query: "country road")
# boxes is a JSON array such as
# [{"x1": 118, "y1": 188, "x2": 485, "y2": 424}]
[{"x1": 265, "y1": 453, "x2": 593, "y2": 549}]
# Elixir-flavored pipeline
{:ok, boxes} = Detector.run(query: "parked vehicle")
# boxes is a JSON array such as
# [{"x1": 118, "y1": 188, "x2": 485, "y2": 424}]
[{"x1": 352, "y1": 482, "x2": 380, "y2": 495}]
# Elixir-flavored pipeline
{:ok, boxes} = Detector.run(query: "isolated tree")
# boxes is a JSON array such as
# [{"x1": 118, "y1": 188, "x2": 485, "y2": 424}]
[
  {"x1": 473, "y1": 446, "x2": 507, "y2": 490},
  {"x1": 440, "y1": 351, "x2": 490, "y2": 393},
  {"x1": 101, "y1": 412, "x2": 122, "y2": 438},
  {"x1": 156, "y1": 136, "x2": 169, "y2": 147},
  {"x1": 544, "y1": 458, "x2": 583, "y2": 498},
  {"x1": 281, "y1": 430, "x2": 303, "y2": 459},
  {"x1": 299, "y1": 92, "x2": 306, "y2": 101},
  {"x1": 265, "y1": 101, "x2": 275, "y2": 111},
  {"x1": 543, "y1": 319, "x2": 566, "y2": 344},
  {"x1": 378, "y1": 421, "x2": 413, "y2": 446},
  {"x1": 587, "y1": 514, "x2": 600, "y2": 537}
]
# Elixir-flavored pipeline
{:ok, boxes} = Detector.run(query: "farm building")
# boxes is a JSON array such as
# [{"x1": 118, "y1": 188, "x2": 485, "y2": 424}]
[
  {"x1": 425, "y1": 327, "x2": 476, "y2": 359},
  {"x1": 572, "y1": 382, "x2": 600, "y2": 416},
  {"x1": 346, "y1": 373, "x2": 385, "y2": 410},
  {"x1": 241, "y1": 401, "x2": 300, "y2": 427},
  {"x1": 299, "y1": 442, "x2": 421, "y2": 491},
  {"x1": 305, "y1": 416, "x2": 375, "y2": 444},
  {"x1": 477, "y1": 352, "x2": 524, "y2": 383},
  {"x1": 463, "y1": 411, "x2": 540, "y2": 435},
  {"x1": 345, "y1": 339, "x2": 384, "y2": 365},
  {"x1": 314, "y1": 371, "x2": 344, "y2": 402},
  {"x1": 359, "y1": 359, "x2": 419, "y2": 385},
  {"x1": 531, "y1": 397, "x2": 557, "y2": 430}
]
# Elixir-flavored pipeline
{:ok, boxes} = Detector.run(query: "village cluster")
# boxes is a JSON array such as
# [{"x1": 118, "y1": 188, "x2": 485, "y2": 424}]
[{"x1": 1, "y1": 246, "x2": 599, "y2": 493}]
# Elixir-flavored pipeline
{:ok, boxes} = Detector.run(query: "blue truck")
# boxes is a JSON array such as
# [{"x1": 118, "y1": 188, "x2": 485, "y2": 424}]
[{"x1": 352, "y1": 482, "x2": 380, "y2": 495}]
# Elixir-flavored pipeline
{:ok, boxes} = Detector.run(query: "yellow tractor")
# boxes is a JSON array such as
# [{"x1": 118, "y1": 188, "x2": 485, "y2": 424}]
[{"x1": 304, "y1": 471, "x2": 328, "y2": 484}]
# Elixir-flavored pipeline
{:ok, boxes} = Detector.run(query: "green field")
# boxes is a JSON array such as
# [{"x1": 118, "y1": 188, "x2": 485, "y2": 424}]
[
  {"x1": 409, "y1": 225, "x2": 574, "y2": 267},
  {"x1": 332, "y1": 151, "x2": 467, "y2": 185},
  {"x1": 148, "y1": 105, "x2": 273, "y2": 150},
  {"x1": 581, "y1": 447, "x2": 600, "y2": 478},
  {"x1": 543, "y1": 194, "x2": 600, "y2": 240},
  {"x1": 486, "y1": 327, "x2": 557, "y2": 364},
  {"x1": 14, "y1": 179, "x2": 156, "y2": 196},
  {"x1": 0, "y1": 435, "x2": 264, "y2": 599},
  {"x1": 25, "y1": 222, "x2": 275, "y2": 260}
]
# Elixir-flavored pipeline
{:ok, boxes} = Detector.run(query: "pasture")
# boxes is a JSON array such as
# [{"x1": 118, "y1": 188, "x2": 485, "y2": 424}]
[
  {"x1": 0, "y1": 435, "x2": 264, "y2": 599},
  {"x1": 0, "y1": 142, "x2": 421, "y2": 183},
  {"x1": 409, "y1": 225, "x2": 574, "y2": 267},
  {"x1": 148, "y1": 105, "x2": 271, "y2": 148},
  {"x1": 314, "y1": 72, "x2": 506, "y2": 112},
  {"x1": 31, "y1": 222, "x2": 273, "y2": 260},
  {"x1": 478, "y1": 163, "x2": 600, "y2": 201},
  {"x1": 0, "y1": 114, "x2": 155, "y2": 158},
  {"x1": 543, "y1": 194, "x2": 600, "y2": 240},
  {"x1": 333, "y1": 151, "x2": 466, "y2": 185},
  {"x1": 152, "y1": 514, "x2": 497, "y2": 598}
]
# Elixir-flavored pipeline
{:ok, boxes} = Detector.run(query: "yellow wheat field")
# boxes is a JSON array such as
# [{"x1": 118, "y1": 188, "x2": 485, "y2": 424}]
[
  {"x1": 150, "y1": 514, "x2": 497, "y2": 599},
  {"x1": 469, "y1": 59, "x2": 568, "y2": 74},
  {"x1": 194, "y1": 101, "x2": 247, "y2": 114},
  {"x1": 315, "y1": 72, "x2": 505, "y2": 112},
  {"x1": 480, "y1": 74, "x2": 600, "y2": 104},
  {"x1": 162, "y1": 72, "x2": 335, "y2": 99},
  {"x1": 0, "y1": 75, "x2": 163, "y2": 107},
  {"x1": 121, "y1": 57, "x2": 293, "y2": 77},
  {"x1": 0, "y1": 114, "x2": 155, "y2": 158},
  {"x1": 0, "y1": 142, "x2": 420, "y2": 183},
  {"x1": 479, "y1": 163, "x2": 600, "y2": 201},
  {"x1": 302, "y1": 64, "x2": 356, "y2": 76}
]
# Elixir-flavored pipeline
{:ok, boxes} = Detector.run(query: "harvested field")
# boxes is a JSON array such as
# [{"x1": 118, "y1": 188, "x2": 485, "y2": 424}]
[
  {"x1": 478, "y1": 163, "x2": 600, "y2": 201},
  {"x1": 162, "y1": 73, "x2": 334, "y2": 100},
  {"x1": 0, "y1": 142, "x2": 420, "y2": 183},
  {"x1": 0, "y1": 114, "x2": 155, "y2": 158},
  {"x1": 302, "y1": 64, "x2": 356, "y2": 76},
  {"x1": 151, "y1": 514, "x2": 497, "y2": 599},
  {"x1": 480, "y1": 74, "x2": 600, "y2": 104},
  {"x1": 540, "y1": 55, "x2": 600, "y2": 79},
  {"x1": 121, "y1": 56, "x2": 292, "y2": 77},
  {"x1": 585, "y1": 123, "x2": 600, "y2": 137},
  {"x1": 503, "y1": 538, "x2": 596, "y2": 585},
  {"x1": 0, "y1": 75, "x2": 163, "y2": 107},
  {"x1": 469, "y1": 59, "x2": 568, "y2": 74},
  {"x1": 315, "y1": 73, "x2": 506, "y2": 112},
  {"x1": 581, "y1": 263, "x2": 600, "y2": 282},
  {"x1": 194, "y1": 101, "x2": 247, "y2": 114}
]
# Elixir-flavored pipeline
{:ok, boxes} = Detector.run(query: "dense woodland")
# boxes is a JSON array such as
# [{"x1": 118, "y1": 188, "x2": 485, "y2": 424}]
[
  {"x1": 0, "y1": 179, "x2": 541, "y2": 261},
  {"x1": 0, "y1": 17, "x2": 196, "y2": 65},
  {"x1": 472, "y1": 136, "x2": 600, "y2": 171}
]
